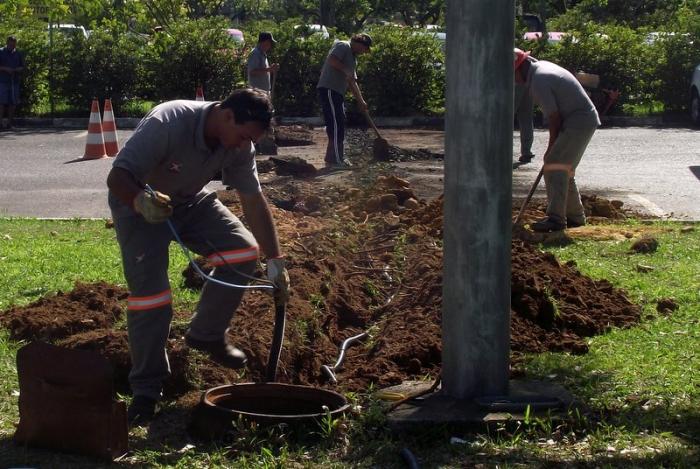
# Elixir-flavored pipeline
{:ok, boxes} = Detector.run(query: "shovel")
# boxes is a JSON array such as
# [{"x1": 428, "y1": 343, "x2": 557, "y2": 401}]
[
  {"x1": 363, "y1": 109, "x2": 390, "y2": 161},
  {"x1": 513, "y1": 165, "x2": 544, "y2": 228}
]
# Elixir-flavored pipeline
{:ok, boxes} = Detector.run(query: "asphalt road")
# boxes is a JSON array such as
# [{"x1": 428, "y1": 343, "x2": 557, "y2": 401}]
[{"x1": 0, "y1": 126, "x2": 699, "y2": 220}]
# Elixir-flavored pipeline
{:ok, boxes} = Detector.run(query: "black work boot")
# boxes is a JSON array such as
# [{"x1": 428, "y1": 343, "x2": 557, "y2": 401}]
[
  {"x1": 566, "y1": 218, "x2": 585, "y2": 228},
  {"x1": 128, "y1": 395, "x2": 157, "y2": 427},
  {"x1": 532, "y1": 216, "x2": 566, "y2": 233},
  {"x1": 185, "y1": 333, "x2": 248, "y2": 369},
  {"x1": 518, "y1": 154, "x2": 534, "y2": 163}
]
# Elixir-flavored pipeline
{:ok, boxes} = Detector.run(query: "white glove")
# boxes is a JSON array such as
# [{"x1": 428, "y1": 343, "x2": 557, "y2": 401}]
[
  {"x1": 133, "y1": 189, "x2": 173, "y2": 223},
  {"x1": 267, "y1": 257, "x2": 290, "y2": 303}
]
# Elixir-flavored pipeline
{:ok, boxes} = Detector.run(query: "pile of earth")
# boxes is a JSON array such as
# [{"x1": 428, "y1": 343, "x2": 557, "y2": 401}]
[{"x1": 0, "y1": 173, "x2": 641, "y2": 401}]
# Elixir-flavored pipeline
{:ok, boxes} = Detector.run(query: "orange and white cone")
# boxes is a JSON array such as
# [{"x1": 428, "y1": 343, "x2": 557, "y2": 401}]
[
  {"x1": 102, "y1": 98, "x2": 119, "y2": 157},
  {"x1": 83, "y1": 99, "x2": 108, "y2": 160},
  {"x1": 195, "y1": 86, "x2": 205, "y2": 101}
]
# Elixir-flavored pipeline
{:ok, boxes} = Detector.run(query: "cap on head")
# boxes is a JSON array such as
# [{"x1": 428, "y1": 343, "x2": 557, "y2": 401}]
[
  {"x1": 352, "y1": 33, "x2": 372, "y2": 49},
  {"x1": 258, "y1": 32, "x2": 277, "y2": 44},
  {"x1": 514, "y1": 48, "x2": 531, "y2": 71}
]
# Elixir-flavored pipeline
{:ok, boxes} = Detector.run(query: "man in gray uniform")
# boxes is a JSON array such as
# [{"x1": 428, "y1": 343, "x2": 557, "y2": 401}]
[
  {"x1": 514, "y1": 81, "x2": 534, "y2": 163},
  {"x1": 106, "y1": 88, "x2": 290, "y2": 425},
  {"x1": 317, "y1": 33, "x2": 372, "y2": 167},
  {"x1": 514, "y1": 48, "x2": 600, "y2": 232},
  {"x1": 247, "y1": 32, "x2": 279, "y2": 94}
]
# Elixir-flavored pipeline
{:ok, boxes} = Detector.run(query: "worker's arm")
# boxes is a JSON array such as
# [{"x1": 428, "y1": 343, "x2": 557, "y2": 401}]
[
  {"x1": 544, "y1": 111, "x2": 562, "y2": 160},
  {"x1": 249, "y1": 63, "x2": 278, "y2": 75},
  {"x1": 106, "y1": 167, "x2": 143, "y2": 208},
  {"x1": 348, "y1": 77, "x2": 368, "y2": 112},
  {"x1": 238, "y1": 190, "x2": 282, "y2": 259}
]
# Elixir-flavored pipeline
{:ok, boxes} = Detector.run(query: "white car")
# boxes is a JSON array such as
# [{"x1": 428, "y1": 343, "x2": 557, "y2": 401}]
[
  {"x1": 690, "y1": 63, "x2": 700, "y2": 125},
  {"x1": 294, "y1": 24, "x2": 330, "y2": 39},
  {"x1": 47, "y1": 23, "x2": 89, "y2": 39}
]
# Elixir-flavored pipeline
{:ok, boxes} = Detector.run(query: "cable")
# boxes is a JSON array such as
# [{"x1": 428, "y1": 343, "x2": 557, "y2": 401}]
[{"x1": 144, "y1": 185, "x2": 274, "y2": 291}]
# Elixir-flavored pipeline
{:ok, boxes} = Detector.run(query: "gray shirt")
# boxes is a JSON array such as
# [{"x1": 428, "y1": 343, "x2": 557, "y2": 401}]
[
  {"x1": 527, "y1": 60, "x2": 601, "y2": 129},
  {"x1": 109, "y1": 100, "x2": 260, "y2": 218},
  {"x1": 317, "y1": 41, "x2": 356, "y2": 95},
  {"x1": 247, "y1": 46, "x2": 270, "y2": 92}
]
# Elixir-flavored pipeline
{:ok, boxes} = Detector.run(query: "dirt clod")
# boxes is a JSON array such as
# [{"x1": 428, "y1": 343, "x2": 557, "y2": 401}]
[
  {"x1": 631, "y1": 236, "x2": 659, "y2": 254},
  {"x1": 656, "y1": 298, "x2": 679, "y2": 315}
]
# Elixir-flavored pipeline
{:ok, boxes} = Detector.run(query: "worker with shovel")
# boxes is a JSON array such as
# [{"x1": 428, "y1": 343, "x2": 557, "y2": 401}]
[
  {"x1": 106, "y1": 88, "x2": 290, "y2": 425},
  {"x1": 317, "y1": 33, "x2": 372, "y2": 168},
  {"x1": 514, "y1": 48, "x2": 600, "y2": 232}
]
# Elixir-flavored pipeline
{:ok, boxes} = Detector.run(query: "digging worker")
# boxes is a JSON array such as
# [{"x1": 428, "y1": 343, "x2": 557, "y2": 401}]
[
  {"x1": 514, "y1": 81, "x2": 535, "y2": 163},
  {"x1": 106, "y1": 88, "x2": 290, "y2": 425},
  {"x1": 247, "y1": 31, "x2": 279, "y2": 94},
  {"x1": 317, "y1": 33, "x2": 372, "y2": 168},
  {"x1": 514, "y1": 48, "x2": 600, "y2": 232},
  {"x1": 0, "y1": 35, "x2": 24, "y2": 130}
]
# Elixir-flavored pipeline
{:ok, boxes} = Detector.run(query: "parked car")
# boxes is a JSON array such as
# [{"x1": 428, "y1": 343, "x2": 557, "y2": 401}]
[
  {"x1": 522, "y1": 31, "x2": 572, "y2": 45},
  {"x1": 47, "y1": 23, "x2": 89, "y2": 39},
  {"x1": 690, "y1": 63, "x2": 700, "y2": 126},
  {"x1": 225, "y1": 28, "x2": 245, "y2": 46},
  {"x1": 294, "y1": 24, "x2": 330, "y2": 40}
]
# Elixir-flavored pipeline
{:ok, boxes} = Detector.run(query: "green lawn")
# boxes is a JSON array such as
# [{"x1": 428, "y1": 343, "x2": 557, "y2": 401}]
[{"x1": 0, "y1": 218, "x2": 699, "y2": 467}]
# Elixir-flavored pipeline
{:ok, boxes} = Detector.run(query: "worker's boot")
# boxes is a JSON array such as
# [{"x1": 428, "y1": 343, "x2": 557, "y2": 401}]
[
  {"x1": 185, "y1": 333, "x2": 248, "y2": 369},
  {"x1": 518, "y1": 153, "x2": 534, "y2": 163},
  {"x1": 531, "y1": 216, "x2": 566, "y2": 232},
  {"x1": 128, "y1": 395, "x2": 157, "y2": 427}
]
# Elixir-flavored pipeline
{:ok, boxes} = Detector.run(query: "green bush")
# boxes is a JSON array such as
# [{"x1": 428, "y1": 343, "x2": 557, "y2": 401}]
[
  {"x1": 53, "y1": 20, "x2": 146, "y2": 112},
  {"x1": 359, "y1": 26, "x2": 445, "y2": 116},
  {"x1": 648, "y1": 33, "x2": 700, "y2": 111},
  {"x1": 146, "y1": 18, "x2": 245, "y2": 102}
]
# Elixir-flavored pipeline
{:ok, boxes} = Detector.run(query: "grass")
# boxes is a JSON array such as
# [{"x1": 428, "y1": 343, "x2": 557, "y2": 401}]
[
  {"x1": 27, "y1": 99, "x2": 156, "y2": 119},
  {"x1": 1, "y1": 218, "x2": 700, "y2": 466}
]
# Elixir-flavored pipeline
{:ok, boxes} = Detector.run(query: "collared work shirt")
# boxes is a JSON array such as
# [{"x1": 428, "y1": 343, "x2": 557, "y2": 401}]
[
  {"x1": 109, "y1": 100, "x2": 261, "y2": 218},
  {"x1": 527, "y1": 60, "x2": 601, "y2": 129},
  {"x1": 317, "y1": 41, "x2": 356, "y2": 95}
]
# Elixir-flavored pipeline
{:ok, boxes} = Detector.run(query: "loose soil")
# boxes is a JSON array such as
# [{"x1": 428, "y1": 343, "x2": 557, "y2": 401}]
[{"x1": 0, "y1": 126, "x2": 646, "y2": 428}]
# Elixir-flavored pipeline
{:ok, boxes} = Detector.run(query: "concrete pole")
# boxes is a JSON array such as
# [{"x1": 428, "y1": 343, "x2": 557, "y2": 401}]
[{"x1": 442, "y1": 0, "x2": 514, "y2": 399}]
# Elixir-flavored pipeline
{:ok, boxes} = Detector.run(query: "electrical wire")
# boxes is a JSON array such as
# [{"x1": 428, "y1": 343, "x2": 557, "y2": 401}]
[{"x1": 144, "y1": 185, "x2": 274, "y2": 291}]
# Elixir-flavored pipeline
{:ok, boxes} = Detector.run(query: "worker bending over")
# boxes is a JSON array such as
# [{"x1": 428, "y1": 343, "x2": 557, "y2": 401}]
[{"x1": 514, "y1": 48, "x2": 600, "y2": 232}]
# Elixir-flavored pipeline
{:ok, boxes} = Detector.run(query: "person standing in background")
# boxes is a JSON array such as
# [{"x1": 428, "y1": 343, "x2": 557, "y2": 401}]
[{"x1": 0, "y1": 36, "x2": 24, "y2": 130}]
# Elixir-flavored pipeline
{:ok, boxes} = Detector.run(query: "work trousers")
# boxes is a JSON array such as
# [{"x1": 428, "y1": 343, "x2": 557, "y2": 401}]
[
  {"x1": 514, "y1": 83, "x2": 534, "y2": 157},
  {"x1": 318, "y1": 87, "x2": 346, "y2": 164},
  {"x1": 543, "y1": 125, "x2": 597, "y2": 225},
  {"x1": 112, "y1": 192, "x2": 258, "y2": 399}
]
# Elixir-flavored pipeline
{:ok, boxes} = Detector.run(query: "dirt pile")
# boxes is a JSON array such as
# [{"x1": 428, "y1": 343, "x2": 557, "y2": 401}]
[{"x1": 0, "y1": 173, "x2": 643, "y2": 399}]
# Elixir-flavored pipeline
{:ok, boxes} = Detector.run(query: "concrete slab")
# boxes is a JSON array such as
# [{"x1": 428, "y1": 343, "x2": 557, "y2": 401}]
[{"x1": 386, "y1": 379, "x2": 575, "y2": 431}]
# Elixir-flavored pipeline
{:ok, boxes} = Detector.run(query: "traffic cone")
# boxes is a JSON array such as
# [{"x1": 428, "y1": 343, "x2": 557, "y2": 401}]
[
  {"x1": 195, "y1": 86, "x2": 205, "y2": 101},
  {"x1": 82, "y1": 99, "x2": 108, "y2": 160},
  {"x1": 102, "y1": 99, "x2": 119, "y2": 157}
]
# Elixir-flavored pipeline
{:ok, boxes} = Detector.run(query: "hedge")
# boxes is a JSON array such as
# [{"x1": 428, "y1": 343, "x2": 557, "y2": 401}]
[{"x1": 2, "y1": 19, "x2": 699, "y2": 117}]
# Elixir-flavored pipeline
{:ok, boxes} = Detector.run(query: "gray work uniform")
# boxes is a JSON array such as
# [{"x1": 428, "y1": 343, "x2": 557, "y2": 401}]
[
  {"x1": 527, "y1": 60, "x2": 600, "y2": 225},
  {"x1": 514, "y1": 82, "x2": 534, "y2": 158},
  {"x1": 317, "y1": 41, "x2": 357, "y2": 163},
  {"x1": 247, "y1": 45, "x2": 271, "y2": 92},
  {"x1": 109, "y1": 100, "x2": 261, "y2": 400},
  {"x1": 317, "y1": 40, "x2": 356, "y2": 95}
]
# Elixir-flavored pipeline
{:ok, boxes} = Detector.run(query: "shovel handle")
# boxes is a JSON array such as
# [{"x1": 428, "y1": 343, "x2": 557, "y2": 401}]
[
  {"x1": 513, "y1": 166, "x2": 544, "y2": 226},
  {"x1": 363, "y1": 109, "x2": 383, "y2": 139}
]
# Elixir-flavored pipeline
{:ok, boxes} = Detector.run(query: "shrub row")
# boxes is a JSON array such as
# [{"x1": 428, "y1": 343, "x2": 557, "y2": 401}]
[{"x1": 3, "y1": 19, "x2": 700, "y2": 117}]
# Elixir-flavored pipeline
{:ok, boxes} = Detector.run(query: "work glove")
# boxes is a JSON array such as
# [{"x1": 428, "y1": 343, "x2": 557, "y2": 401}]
[
  {"x1": 267, "y1": 257, "x2": 290, "y2": 303},
  {"x1": 133, "y1": 189, "x2": 173, "y2": 224}
]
